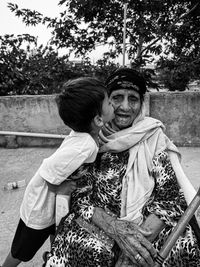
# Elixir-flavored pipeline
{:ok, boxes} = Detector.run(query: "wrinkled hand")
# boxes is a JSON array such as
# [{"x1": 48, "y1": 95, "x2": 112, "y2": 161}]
[
  {"x1": 115, "y1": 253, "x2": 134, "y2": 267},
  {"x1": 58, "y1": 180, "x2": 77, "y2": 195},
  {"x1": 92, "y1": 207, "x2": 157, "y2": 266},
  {"x1": 109, "y1": 219, "x2": 157, "y2": 267},
  {"x1": 141, "y1": 214, "x2": 165, "y2": 243}
]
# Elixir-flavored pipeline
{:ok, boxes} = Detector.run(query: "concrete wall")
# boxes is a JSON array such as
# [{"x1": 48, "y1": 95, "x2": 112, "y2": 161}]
[
  {"x1": 0, "y1": 95, "x2": 68, "y2": 147},
  {"x1": 0, "y1": 92, "x2": 200, "y2": 147},
  {"x1": 0, "y1": 95, "x2": 67, "y2": 134},
  {"x1": 149, "y1": 92, "x2": 200, "y2": 146}
]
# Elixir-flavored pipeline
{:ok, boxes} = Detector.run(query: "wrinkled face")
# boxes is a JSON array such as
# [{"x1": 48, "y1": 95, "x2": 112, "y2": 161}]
[
  {"x1": 110, "y1": 89, "x2": 142, "y2": 130},
  {"x1": 101, "y1": 93, "x2": 114, "y2": 123}
]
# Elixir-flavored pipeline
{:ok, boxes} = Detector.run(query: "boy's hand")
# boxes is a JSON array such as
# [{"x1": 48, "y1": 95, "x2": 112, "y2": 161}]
[
  {"x1": 46, "y1": 180, "x2": 77, "y2": 195},
  {"x1": 58, "y1": 180, "x2": 77, "y2": 195}
]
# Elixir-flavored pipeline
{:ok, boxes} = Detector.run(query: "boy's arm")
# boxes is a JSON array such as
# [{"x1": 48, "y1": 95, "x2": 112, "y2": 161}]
[
  {"x1": 46, "y1": 180, "x2": 77, "y2": 195},
  {"x1": 41, "y1": 147, "x2": 96, "y2": 191}
]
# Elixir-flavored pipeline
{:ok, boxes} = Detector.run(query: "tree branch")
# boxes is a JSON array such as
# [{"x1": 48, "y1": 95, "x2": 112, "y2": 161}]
[{"x1": 140, "y1": 2, "x2": 200, "y2": 56}]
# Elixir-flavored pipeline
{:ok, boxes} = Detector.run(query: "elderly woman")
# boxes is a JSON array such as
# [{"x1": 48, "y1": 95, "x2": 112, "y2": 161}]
[{"x1": 44, "y1": 68, "x2": 200, "y2": 267}]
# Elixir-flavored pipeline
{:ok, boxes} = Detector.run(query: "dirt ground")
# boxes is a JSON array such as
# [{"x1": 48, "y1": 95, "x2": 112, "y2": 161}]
[{"x1": 0, "y1": 147, "x2": 200, "y2": 266}]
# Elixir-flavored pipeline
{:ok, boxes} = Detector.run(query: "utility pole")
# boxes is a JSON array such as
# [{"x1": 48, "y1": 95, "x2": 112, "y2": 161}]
[{"x1": 123, "y1": 2, "x2": 128, "y2": 67}]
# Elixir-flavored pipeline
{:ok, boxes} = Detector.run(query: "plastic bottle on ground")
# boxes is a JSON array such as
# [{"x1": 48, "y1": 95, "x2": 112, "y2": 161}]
[{"x1": 3, "y1": 179, "x2": 26, "y2": 191}]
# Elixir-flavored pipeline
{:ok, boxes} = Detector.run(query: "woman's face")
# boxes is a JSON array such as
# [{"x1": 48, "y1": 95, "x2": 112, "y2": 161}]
[{"x1": 110, "y1": 89, "x2": 142, "y2": 130}]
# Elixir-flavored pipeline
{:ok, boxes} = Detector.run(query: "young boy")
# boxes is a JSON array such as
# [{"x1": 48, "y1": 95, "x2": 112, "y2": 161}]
[{"x1": 2, "y1": 77, "x2": 114, "y2": 267}]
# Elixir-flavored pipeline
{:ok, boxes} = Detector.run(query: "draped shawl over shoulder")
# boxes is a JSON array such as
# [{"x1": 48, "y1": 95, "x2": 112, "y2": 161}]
[{"x1": 99, "y1": 109, "x2": 180, "y2": 223}]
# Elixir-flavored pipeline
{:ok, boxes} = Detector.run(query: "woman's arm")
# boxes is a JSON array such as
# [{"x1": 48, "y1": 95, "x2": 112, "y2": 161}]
[
  {"x1": 144, "y1": 150, "x2": 190, "y2": 228},
  {"x1": 92, "y1": 207, "x2": 157, "y2": 267},
  {"x1": 168, "y1": 151, "x2": 196, "y2": 205}
]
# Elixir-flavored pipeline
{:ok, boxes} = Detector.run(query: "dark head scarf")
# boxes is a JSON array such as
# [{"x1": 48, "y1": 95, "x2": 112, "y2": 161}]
[{"x1": 105, "y1": 67, "x2": 147, "y2": 99}]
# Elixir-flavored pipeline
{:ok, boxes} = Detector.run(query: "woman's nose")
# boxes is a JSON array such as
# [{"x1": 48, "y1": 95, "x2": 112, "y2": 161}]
[{"x1": 120, "y1": 99, "x2": 130, "y2": 110}]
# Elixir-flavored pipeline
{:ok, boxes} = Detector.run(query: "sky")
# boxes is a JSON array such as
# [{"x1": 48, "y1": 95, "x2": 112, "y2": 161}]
[
  {"x1": 0, "y1": 0, "x2": 58, "y2": 45},
  {"x1": 0, "y1": 0, "x2": 127, "y2": 64}
]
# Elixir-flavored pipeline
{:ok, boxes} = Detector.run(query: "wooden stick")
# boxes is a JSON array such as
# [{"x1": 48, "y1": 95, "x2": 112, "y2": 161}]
[{"x1": 154, "y1": 186, "x2": 200, "y2": 266}]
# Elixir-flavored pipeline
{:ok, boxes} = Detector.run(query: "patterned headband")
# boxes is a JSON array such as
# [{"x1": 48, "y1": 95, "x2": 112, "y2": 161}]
[{"x1": 106, "y1": 72, "x2": 146, "y2": 96}]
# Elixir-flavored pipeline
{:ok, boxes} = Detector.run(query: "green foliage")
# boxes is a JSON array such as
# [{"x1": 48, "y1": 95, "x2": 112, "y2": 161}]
[
  {"x1": 7, "y1": 0, "x2": 200, "y2": 66},
  {"x1": 141, "y1": 68, "x2": 160, "y2": 91},
  {"x1": 0, "y1": 34, "x2": 84, "y2": 95},
  {"x1": 0, "y1": 34, "x2": 119, "y2": 95},
  {"x1": 3, "y1": 0, "x2": 200, "y2": 92},
  {"x1": 0, "y1": 34, "x2": 36, "y2": 95},
  {"x1": 93, "y1": 52, "x2": 120, "y2": 81},
  {"x1": 157, "y1": 30, "x2": 200, "y2": 91},
  {"x1": 157, "y1": 58, "x2": 191, "y2": 91}
]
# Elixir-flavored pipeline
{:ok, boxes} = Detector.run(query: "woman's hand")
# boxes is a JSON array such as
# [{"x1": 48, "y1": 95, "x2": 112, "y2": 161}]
[
  {"x1": 114, "y1": 214, "x2": 165, "y2": 266},
  {"x1": 141, "y1": 213, "x2": 165, "y2": 242},
  {"x1": 92, "y1": 207, "x2": 157, "y2": 267},
  {"x1": 110, "y1": 219, "x2": 157, "y2": 266}
]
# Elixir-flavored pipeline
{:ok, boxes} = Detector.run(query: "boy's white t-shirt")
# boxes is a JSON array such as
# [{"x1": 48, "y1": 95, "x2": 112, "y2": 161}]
[{"x1": 20, "y1": 131, "x2": 98, "y2": 230}]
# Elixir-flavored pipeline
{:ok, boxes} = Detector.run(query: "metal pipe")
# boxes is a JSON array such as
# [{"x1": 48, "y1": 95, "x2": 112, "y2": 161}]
[
  {"x1": 0, "y1": 131, "x2": 66, "y2": 139},
  {"x1": 123, "y1": 2, "x2": 128, "y2": 67}
]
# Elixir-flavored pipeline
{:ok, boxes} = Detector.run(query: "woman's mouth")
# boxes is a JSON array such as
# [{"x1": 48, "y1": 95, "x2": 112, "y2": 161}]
[{"x1": 115, "y1": 113, "x2": 130, "y2": 123}]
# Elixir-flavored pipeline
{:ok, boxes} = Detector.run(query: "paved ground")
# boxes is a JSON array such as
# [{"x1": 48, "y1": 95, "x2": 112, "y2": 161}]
[{"x1": 0, "y1": 147, "x2": 200, "y2": 266}]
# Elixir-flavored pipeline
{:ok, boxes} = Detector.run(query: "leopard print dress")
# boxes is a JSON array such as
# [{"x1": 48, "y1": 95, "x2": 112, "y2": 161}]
[{"x1": 44, "y1": 150, "x2": 200, "y2": 267}]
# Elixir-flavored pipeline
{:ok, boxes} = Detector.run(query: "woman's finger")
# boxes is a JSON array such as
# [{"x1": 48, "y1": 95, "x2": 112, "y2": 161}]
[
  {"x1": 115, "y1": 227, "x2": 156, "y2": 266},
  {"x1": 129, "y1": 223, "x2": 157, "y2": 258},
  {"x1": 132, "y1": 244, "x2": 155, "y2": 266},
  {"x1": 116, "y1": 235, "x2": 151, "y2": 266},
  {"x1": 139, "y1": 234, "x2": 157, "y2": 259},
  {"x1": 126, "y1": 236, "x2": 155, "y2": 267}
]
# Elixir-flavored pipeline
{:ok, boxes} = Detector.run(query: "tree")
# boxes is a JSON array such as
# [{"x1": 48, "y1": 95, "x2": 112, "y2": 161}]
[
  {"x1": 0, "y1": 33, "x2": 120, "y2": 95},
  {"x1": 0, "y1": 34, "x2": 36, "y2": 95},
  {"x1": 4, "y1": 0, "x2": 200, "y2": 92},
  {"x1": 7, "y1": 0, "x2": 200, "y2": 68},
  {"x1": 0, "y1": 34, "x2": 91, "y2": 95}
]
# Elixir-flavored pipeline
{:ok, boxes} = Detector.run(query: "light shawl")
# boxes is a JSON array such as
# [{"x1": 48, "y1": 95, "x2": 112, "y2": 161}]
[{"x1": 99, "y1": 106, "x2": 181, "y2": 223}]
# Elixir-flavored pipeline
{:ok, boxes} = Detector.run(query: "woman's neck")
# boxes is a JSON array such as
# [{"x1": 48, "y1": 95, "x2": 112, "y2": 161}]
[{"x1": 109, "y1": 120, "x2": 121, "y2": 132}]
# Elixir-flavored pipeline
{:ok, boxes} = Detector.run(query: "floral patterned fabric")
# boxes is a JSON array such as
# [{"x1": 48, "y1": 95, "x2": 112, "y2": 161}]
[{"x1": 44, "y1": 150, "x2": 200, "y2": 267}]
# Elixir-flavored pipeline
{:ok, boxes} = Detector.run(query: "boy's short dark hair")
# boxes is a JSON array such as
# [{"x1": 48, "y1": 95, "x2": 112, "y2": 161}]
[{"x1": 56, "y1": 77, "x2": 107, "y2": 133}]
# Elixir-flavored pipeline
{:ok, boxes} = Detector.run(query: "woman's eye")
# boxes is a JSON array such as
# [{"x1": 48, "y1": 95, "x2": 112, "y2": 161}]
[
  {"x1": 112, "y1": 95, "x2": 123, "y2": 102},
  {"x1": 129, "y1": 97, "x2": 137, "y2": 102}
]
